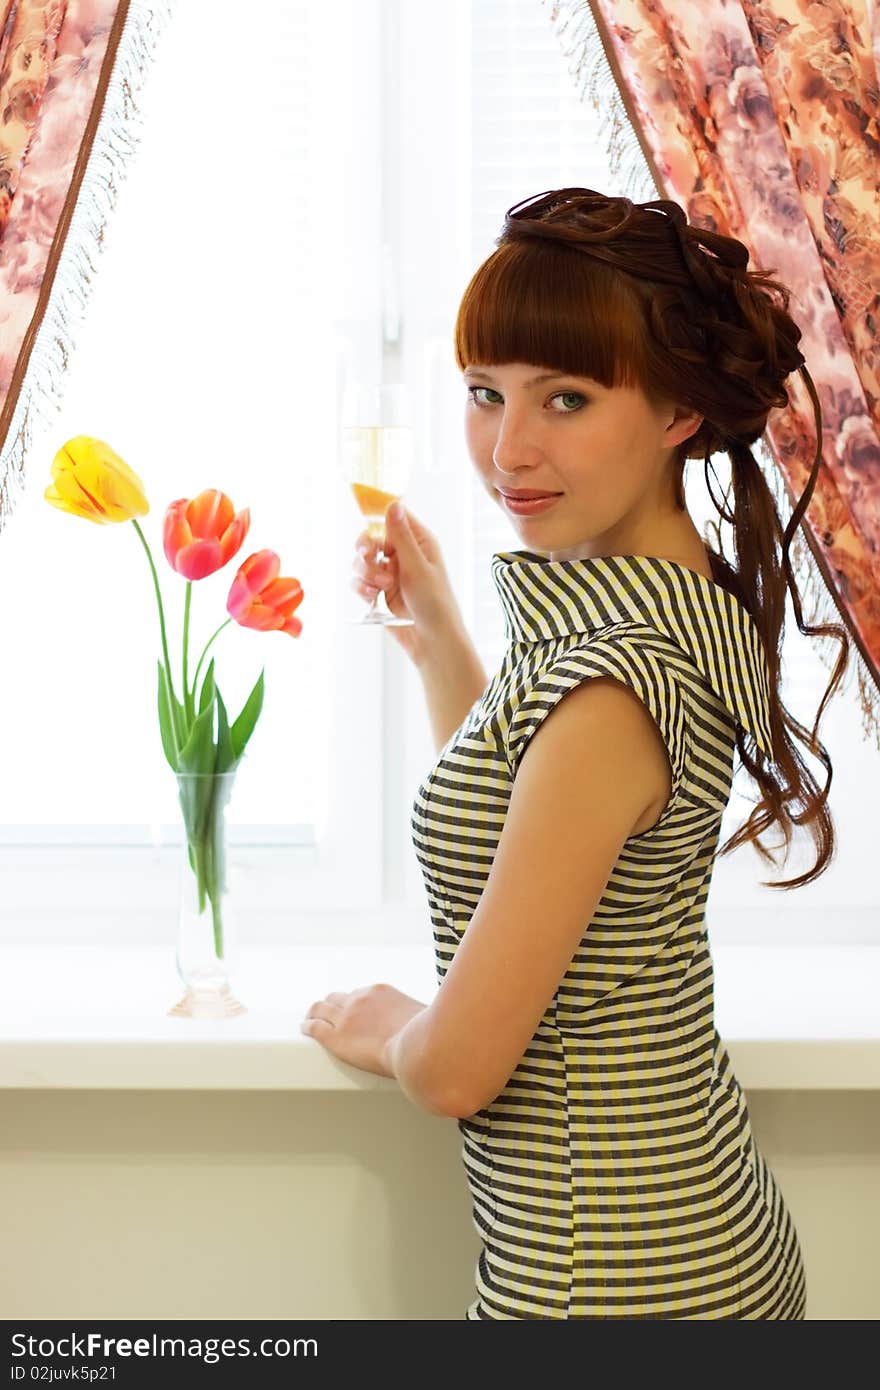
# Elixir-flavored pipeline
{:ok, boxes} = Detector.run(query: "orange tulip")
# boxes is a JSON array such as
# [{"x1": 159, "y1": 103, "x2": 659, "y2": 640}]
[
  {"x1": 227, "y1": 550, "x2": 304, "y2": 637},
  {"x1": 163, "y1": 489, "x2": 250, "y2": 581}
]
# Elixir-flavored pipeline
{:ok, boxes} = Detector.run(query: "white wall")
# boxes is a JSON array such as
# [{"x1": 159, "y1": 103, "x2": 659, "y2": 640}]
[{"x1": 2, "y1": 1089, "x2": 877, "y2": 1320}]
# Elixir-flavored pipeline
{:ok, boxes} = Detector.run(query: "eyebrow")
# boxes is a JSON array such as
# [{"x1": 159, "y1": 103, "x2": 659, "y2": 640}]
[{"x1": 463, "y1": 369, "x2": 581, "y2": 387}]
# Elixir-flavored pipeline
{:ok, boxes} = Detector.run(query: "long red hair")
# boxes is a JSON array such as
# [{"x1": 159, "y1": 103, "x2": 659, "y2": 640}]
[{"x1": 454, "y1": 189, "x2": 849, "y2": 889}]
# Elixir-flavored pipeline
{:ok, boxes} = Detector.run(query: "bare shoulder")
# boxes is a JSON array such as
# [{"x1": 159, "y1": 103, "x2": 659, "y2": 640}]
[{"x1": 522, "y1": 673, "x2": 673, "y2": 838}]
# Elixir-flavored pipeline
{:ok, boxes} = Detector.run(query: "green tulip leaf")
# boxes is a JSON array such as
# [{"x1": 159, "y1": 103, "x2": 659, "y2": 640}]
[
  {"x1": 215, "y1": 686, "x2": 238, "y2": 775},
  {"x1": 157, "y1": 659, "x2": 183, "y2": 771},
  {"x1": 177, "y1": 701, "x2": 217, "y2": 776},
  {"x1": 176, "y1": 702, "x2": 220, "y2": 845},
  {"x1": 231, "y1": 667, "x2": 265, "y2": 761},
  {"x1": 198, "y1": 658, "x2": 216, "y2": 716}
]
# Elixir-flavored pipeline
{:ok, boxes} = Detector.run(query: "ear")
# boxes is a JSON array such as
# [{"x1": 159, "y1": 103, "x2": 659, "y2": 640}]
[{"x1": 665, "y1": 403, "x2": 703, "y2": 448}]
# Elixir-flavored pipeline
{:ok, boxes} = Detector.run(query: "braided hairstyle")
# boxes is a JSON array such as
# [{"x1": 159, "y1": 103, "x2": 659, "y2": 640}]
[{"x1": 453, "y1": 187, "x2": 850, "y2": 889}]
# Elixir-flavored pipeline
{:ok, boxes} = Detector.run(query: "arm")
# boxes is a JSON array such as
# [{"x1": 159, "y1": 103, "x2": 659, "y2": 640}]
[
  {"x1": 414, "y1": 619, "x2": 489, "y2": 754},
  {"x1": 383, "y1": 1007, "x2": 458, "y2": 1117},
  {"x1": 389, "y1": 674, "x2": 672, "y2": 1120}
]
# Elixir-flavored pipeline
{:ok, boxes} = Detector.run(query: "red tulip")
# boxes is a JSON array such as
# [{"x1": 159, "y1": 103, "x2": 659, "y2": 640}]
[
  {"x1": 227, "y1": 550, "x2": 304, "y2": 637},
  {"x1": 163, "y1": 489, "x2": 250, "y2": 580}
]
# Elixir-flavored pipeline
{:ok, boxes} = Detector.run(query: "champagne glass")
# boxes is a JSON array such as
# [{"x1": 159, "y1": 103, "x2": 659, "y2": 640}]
[{"x1": 340, "y1": 381, "x2": 415, "y2": 627}]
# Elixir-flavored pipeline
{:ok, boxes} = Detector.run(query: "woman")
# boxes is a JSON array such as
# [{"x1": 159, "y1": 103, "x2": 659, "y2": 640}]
[{"x1": 303, "y1": 189, "x2": 848, "y2": 1318}]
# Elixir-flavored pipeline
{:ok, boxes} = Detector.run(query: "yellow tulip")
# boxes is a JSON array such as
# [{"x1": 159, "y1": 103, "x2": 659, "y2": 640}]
[{"x1": 44, "y1": 435, "x2": 149, "y2": 524}]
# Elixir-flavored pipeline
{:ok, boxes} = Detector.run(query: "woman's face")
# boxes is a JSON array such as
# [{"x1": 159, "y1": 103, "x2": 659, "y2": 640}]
[{"x1": 462, "y1": 360, "x2": 703, "y2": 560}]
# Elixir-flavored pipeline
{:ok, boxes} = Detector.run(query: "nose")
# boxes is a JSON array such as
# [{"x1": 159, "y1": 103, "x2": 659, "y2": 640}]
[{"x1": 490, "y1": 402, "x2": 545, "y2": 476}]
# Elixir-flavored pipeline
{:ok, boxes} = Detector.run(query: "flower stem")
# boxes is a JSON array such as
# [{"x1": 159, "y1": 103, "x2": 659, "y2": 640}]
[
  {"x1": 183, "y1": 581, "x2": 193, "y2": 727},
  {"x1": 191, "y1": 618, "x2": 233, "y2": 701},
  {"x1": 131, "y1": 518, "x2": 182, "y2": 758},
  {"x1": 188, "y1": 817, "x2": 225, "y2": 957},
  {"x1": 211, "y1": 892, "x2": 224, "y2": 958}
]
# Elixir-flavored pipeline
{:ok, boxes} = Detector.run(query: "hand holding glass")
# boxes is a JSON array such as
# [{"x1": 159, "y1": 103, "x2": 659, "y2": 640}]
[{"x1": 341, "y1": 383, "x2": 415, "y2": 627}]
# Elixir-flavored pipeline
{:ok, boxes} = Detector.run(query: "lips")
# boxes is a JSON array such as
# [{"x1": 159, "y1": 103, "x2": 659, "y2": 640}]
[
  {"x1": 500, "y1": 492, "x2": 561, "y2": 516},
  {"x1": 498, "y1": 489, "x2": 561, "y2": 500}
]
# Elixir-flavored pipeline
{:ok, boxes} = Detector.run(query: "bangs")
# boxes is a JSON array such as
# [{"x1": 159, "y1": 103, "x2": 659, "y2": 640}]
[{"x1": 453, "y1": 239, "x2": 651, "y2": 394}]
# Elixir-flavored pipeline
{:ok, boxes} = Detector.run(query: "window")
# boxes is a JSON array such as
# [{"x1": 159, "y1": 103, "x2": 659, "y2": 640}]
[
  {"x1": 2, "y1": 0, "x2": 874, "y2": 942},
  {"x1": 0, "y1": 0, "x2": 387, "y2": 921}
]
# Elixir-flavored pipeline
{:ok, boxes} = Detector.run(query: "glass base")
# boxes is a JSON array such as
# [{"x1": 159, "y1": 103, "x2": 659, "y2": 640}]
[
  {"x1": 347, "y1": 610, "x2": 415, "y2": 626},
  {"x1": 168, "y1": 981, "x2": 247, "y2": 1019}
]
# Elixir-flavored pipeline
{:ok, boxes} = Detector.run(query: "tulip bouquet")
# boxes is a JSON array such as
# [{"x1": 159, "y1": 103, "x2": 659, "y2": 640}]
[{"x1": 45, "y1": 436, "x2": 305, "y2": 1001}]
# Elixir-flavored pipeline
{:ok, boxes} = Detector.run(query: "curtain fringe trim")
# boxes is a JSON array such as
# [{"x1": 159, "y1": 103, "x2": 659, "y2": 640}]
[
  {"x1": 0, "y1": 0, "x2": 176, "y2": 536},
  {"x1": 544, "y1": 0, "x2": 660, "y2": 203}
]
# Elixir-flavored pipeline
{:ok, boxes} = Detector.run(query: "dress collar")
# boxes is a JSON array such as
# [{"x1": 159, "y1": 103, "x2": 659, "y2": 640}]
[{"x1": 491, "y1": 549, "x2": 774, "y2": 757}]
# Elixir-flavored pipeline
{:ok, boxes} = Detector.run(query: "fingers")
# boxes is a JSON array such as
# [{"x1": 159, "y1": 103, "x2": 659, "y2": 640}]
[
  {"x1": 351, "y1": 577, "x2": 383, "y2": 607},
  {"x1": 355, "y1": 529, "x2": 382, "y2": 559},
  {"x1": 353, "y1": 536, "x2": 392, "y2": 589}
]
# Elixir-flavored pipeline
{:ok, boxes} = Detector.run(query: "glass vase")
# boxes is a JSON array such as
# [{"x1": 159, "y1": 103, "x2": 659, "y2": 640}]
[{"x1": 167, "y1": 768, "x2": 247, "y2": 1019}]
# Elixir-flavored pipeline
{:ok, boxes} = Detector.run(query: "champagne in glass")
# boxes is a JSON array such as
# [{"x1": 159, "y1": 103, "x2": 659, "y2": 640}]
[{"x1": 341, "y1": 382, "x2": 415, "y2": 627}]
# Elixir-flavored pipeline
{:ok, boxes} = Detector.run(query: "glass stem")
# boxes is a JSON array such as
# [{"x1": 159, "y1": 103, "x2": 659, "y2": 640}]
[{"x1": 370, "y1": 544, "x2": 386, "y2": 614}]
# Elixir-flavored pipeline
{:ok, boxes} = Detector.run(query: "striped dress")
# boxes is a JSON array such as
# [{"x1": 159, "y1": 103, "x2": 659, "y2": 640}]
[{"x1": 410, "y1": 549, "x2": 807, "y2": 1320}]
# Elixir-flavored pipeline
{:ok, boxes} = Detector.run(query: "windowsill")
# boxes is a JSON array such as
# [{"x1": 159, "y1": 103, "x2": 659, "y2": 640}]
[{"x1": 1, "y1": 943, "x2": 877, "y2": 1091}]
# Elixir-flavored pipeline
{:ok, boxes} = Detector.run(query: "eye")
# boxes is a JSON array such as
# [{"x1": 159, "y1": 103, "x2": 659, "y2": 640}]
[
  {"x1": 548, "y1": 391, "x2": 586, "y2": 412},
  {"x1": 466, "y1": 386, "x2": 502, "y2": 406},
  {"x1": 466, "y1": 386, "x2": 586, "y2": 412}
]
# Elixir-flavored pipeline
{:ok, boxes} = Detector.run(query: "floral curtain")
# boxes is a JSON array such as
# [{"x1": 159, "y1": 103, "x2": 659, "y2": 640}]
[
  {"x1": 0, "y1": 0, "x2": 172, "y2": 533},
  {"x1": 545, "y1": 0, "x2": 880, "y2": 745}
]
